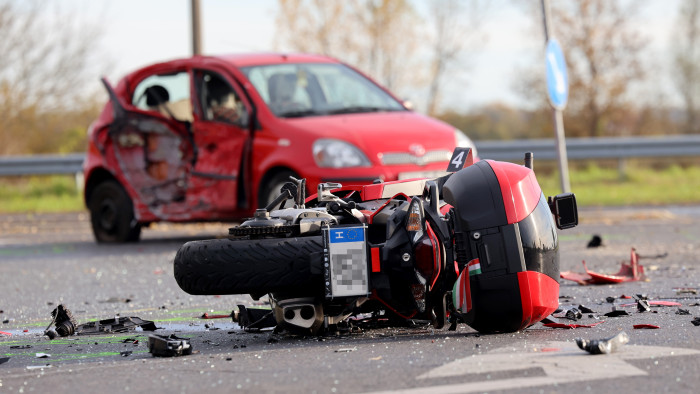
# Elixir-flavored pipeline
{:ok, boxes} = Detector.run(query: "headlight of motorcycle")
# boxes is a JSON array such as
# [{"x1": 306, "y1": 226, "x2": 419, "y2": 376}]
[
  {"x1": 313, "y1": 139, "x2": 371, "y2": 168},
  {"x1": 454, "y1": 129, "x2": 477, "y2": 157}
]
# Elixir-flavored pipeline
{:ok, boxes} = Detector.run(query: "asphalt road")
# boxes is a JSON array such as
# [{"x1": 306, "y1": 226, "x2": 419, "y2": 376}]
[{"x1": 1, "y1": 206, "x2": 700, "y2": 393}]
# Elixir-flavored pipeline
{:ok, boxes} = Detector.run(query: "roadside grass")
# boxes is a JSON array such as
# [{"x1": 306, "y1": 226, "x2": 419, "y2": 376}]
[
  {"x1": 0, "y1": 175, "x2": 84, "y2": 213},
  {"x1": 538, "y1": 163, "x2": 700, "y2": 206},
  {"x1": 0, "y1": 164, "x2": 699, "y2": 213}
]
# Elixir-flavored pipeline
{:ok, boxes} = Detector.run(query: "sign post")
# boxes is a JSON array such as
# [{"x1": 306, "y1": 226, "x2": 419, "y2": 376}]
[{"x1": 541, "y1": 0, "x2": 571, "y2": 193}]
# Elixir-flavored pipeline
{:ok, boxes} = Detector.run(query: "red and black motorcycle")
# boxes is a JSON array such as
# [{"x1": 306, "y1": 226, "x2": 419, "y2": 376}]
[{"x1": 174, "y1": 149, "x2": 578, "y2": 334}]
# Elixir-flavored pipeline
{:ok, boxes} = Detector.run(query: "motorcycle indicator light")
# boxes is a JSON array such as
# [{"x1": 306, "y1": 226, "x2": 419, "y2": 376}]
[{"x1": 406, "y1": 197, "x2": 424, "y2": 234}]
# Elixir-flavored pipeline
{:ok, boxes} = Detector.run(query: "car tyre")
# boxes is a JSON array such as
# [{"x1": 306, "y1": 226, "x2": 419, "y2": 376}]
[
  {"x1": 173, "y1": 236, "x2": 323, "y2": 295},
  {"x1": 258, "y1": 169, "x2": 300, "y2": 209},
  {"x1": 88, "y1": 180, "x2": 141, "y2": 243}
]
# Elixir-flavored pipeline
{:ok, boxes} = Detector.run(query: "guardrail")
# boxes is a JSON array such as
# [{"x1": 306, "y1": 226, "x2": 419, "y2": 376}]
[{"x1": 1, "y1": 135, "x2": 699, "y2": 177}]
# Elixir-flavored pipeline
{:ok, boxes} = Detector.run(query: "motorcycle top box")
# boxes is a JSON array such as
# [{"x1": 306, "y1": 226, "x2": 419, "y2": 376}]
[{"x1": 174, "y1": 149, "x2": 578, "y2": 335}]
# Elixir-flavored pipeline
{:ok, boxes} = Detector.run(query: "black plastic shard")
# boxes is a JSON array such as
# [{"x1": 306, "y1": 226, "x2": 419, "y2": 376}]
[
  {"x1": 576, "y1": 331, "x2": 629, "y2": 355},
  {"x1": 676, "y1": 309, "x2": 691, "y2": 315},
  {"x1": 237, "y1": 305, "x2": 276, "y2": 330},
  {"x1": 148, "y1": 334, "x2": 192, "y2": 357},
  {"x1": 637, "y1": 299, "x2": 651, "y2": 313},
  {"x1": 45, "y1": 304, "x2": 78, "y2": 339},
  {"x1": 76, "y1": 316, "x2": 157, "y2": 335},
  {"x1": 604, "y1": 310, "x2": 629, "y2": 317},
  {"x1": 578, "y1": 305, "x2": 596, "y2": 314},
  {"x1": 691, "y1": 317, "x2": 700, "y2": 326}
]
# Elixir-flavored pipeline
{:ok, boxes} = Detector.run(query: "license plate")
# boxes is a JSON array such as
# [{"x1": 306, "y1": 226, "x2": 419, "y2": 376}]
[{"x1": 323, "y1": 226, "x2": 369, "y2": 298}]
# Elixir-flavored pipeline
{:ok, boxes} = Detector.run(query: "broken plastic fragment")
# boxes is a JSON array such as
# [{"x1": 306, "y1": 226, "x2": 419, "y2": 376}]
[
  {"x1": 75, "y1": 316, "x2": 157, "y2": 335},
  {"x1": 237, "y1": 305, "x2": 276, "y2": 330},
  {"x1": 691, "y1": 317, "x2": 700, "y2": 327},
  {"x1": 44, "y1": 304, "x2": 77, "y2": 339},
  {"x1": 35, "y1": 353, "x2": 51, "y2": 358},
  {"x1": 0, "y1": 357, "x2": 9, "y2": 365},
  {"x1": 637, "y1": 299, "x2": 651, "y2": 313},
  {"x1": 0, "y1": 330, "x2": 12, "y2": 337},
  {"x1": 633, "y1": 324, "x2": 660, "y2": 329},
  {"x1": 604, "y1": 310, "x2": 629, "y2": 317},
  {"x1": 578, "y1": 305, "x2": 596, "y2": 314},
  {"x1": 148, "y1": 334, "x2": 192, "y2": 357},
  {"x1": 676, "y1": 309, "x2": 691, "y2": 315},
  {"x1": 543, "y1": 321, "x2": 604, "y2": 329},
  {"x1": 576, "y1": 331, "x2": 629, "y2": 354},
  {"x1": 200, "y1": 312, "x2": 232, "y2": 319},
  {"x1": 561, "y1": 248, "x2": 647, "y2": 285}
]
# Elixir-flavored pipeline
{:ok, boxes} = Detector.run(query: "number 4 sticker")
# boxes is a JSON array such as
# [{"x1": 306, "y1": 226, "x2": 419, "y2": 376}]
[{"x1": 446, "y1": 148, "x2": 473, "y2": 172}]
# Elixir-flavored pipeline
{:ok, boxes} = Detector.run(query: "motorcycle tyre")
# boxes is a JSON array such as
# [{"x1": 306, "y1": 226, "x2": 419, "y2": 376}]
[{"x1": 174, "y1": 235, "x2": 324, "y2": 296}]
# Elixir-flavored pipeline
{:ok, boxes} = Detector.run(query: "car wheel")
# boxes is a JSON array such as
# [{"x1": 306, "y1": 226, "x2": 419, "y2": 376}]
[
  {"x1": 258, "y1": 170, "x2": 299, "y2": 209},
  {"x1": 88, "y1": 180, "x2": 141, "y2": 243}
]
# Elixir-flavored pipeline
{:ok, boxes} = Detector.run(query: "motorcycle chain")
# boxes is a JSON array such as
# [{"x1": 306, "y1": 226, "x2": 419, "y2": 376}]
[{"x1": 229, "y1": 224, "x2": 299, "y2": 237}]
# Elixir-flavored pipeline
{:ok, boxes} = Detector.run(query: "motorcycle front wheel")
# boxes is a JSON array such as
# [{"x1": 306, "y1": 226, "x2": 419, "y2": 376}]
[{"x1": 173, "y1": 236, "x2": 324, "y2": 296}]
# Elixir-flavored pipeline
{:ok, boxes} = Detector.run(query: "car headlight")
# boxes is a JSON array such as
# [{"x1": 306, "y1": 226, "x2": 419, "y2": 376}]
[
  {"x1": 454, "y1": 129, "x2": 477, "y2": 157},
  {"x1": 313, "y1": 139, "x2": 371, "y2": 168}
]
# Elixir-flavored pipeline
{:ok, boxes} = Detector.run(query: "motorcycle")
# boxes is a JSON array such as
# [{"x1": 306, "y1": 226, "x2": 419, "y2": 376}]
[{"x1": 174, "y1": 148, "x2": 578, "y2": 335}]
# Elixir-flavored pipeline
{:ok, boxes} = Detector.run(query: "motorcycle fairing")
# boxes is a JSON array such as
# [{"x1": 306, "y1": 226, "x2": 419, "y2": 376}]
[{"x1": 443, "y1": 160, "x2": 559, "y2": 332}]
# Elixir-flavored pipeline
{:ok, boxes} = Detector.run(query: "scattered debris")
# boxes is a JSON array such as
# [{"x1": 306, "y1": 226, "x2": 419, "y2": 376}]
[
  {"x1": 543, "y1": 322, "x2": 604, "y2": 329},
  {"x1": 578, "y1": 305, "x2": 596, "y2": 314},
  {"x1": 200, "y1": 312, "x2": 232, "y2": 319},
  {"x1": 620, "y1": 301, "x2": 683, "y2": 308},
  {"x1": 0, "y1": 331, "x2": 11, "y2": 337},
  {"x1": 98, "y1": 297, "x2": 132, "y2": 304},
  {"x1": 587, "y1": 234, "x2": 603, "y2": 248},
  {"x1": 44, "y1": 304, "x2": 158, "y2": 339},
  {"x1": 673, "y1": 287, "x2": 698, "y2": 295},
  {"x1": 576, "y1": 331, "x2": 629, "y2": 355},
  {"x1": 148, "y1": 334, "x2": 192, "y2": 357},
  {"x1": 606, "y1": 297, "x2": 616, "y2": 303},
  {"x1": 604, "y1": 310, "x2": 629, "y2": 317},
  {"x1": 10, "y1": 345, "x2": 31, "y2": 349},
  {"x1": 335, "y1": 347, "x2": 357, "y2": 353},
  {"x1": 237, "y1": 305, "x2": 276, "y2": 330},
  {"x1": 35, "y1": 353, "x2": 51, "y2": 358},
  {"x1": 122, "y1": 338, "x2": 139, "y2": 344},
  {"x1": 44, "y1": 304, "x2": 77, "y2": 339},
  {"x1": 120, "y1": 351, "x2": 133, "y2": 357},
  {"x1": 633, "y1": 324, "x2": 660, "y2": 329},
  {"x1": 76, "y1": 316, "x2": 157, "y2": 335},
  {"x1": 637, "y1": 299, "x2": 651, "y2": 313},
  {"x1": 554, "y1": 306, "x2": 582, "y2": 321},
  {"x1": 676, "y1": 309, "x2": 691, "y2": 315},
  {"x1": 26, "y1": 365, "x2": 52, "y2": 370},
  {"x1": 0, "y1": 357, "x2": 9, "y2": 365},
  {"x1": 691, "y1": 317, "x2": 700, "y2": 326},
  {"x1": 561, "y1": 248, "x2": 647, "y2": 285}
]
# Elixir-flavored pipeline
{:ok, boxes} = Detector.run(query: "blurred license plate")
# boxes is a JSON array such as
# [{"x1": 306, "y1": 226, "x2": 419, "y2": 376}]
[{"x1": 398, "y1": 170, "x2": 448, "y2": 180}]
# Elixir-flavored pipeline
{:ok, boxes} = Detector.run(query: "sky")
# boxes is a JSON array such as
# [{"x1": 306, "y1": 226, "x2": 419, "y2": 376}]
[{"x1": 70, "y1": 0, "x2": 682, "y2": 112}]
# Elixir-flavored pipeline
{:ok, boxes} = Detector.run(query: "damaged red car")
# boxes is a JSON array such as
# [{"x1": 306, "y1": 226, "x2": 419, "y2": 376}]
[{"x1": 83, "y1": 53, "x2": 476, "y2": 242}]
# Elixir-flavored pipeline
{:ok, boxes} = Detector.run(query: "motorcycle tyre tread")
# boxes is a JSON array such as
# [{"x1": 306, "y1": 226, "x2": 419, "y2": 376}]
[{"x1": 174, "y1": 236, "x2": 323, "y2": 295}]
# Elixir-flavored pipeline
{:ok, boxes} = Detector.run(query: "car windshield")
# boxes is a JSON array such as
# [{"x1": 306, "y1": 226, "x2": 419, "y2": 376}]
[{"x1": 240, "y1": 63, "x2": 406, "y2": 118}]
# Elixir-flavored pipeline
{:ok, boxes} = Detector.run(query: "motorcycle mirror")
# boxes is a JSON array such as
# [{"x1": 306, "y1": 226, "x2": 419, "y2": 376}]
[{"x1": 548, "y1": 193, "x2": 578, "y2": 230}]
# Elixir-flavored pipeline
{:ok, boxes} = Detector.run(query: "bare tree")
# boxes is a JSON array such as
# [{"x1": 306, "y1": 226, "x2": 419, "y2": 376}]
[
  {"x1": 275, "y1": 0, "x2": 422, "y2": 98},
  {"x1": 425, "y1": 0, "x2": 487, "y2": 116},
  {"x1": 550, "y1": 0, "x2": 649, "y2": 137},
  {"x1": 0, "y1": 0, "x2": 104, "y2": 154},
  {"x1": 672, "y1": 0, "x2": 700, "y2": 134}
]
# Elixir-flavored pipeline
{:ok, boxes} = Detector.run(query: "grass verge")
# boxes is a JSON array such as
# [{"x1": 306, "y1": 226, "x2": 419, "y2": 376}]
[{"x1": 0, "y1": 164, "x2": 699, "y2": 213}]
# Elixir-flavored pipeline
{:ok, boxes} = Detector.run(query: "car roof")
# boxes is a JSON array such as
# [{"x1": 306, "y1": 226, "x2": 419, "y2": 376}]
[{"x1": 212, "y1": 53, "x2": 341, "y2": 67}]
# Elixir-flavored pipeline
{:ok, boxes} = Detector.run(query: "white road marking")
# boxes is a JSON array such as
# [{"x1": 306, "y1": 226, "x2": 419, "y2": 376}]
[{"x1": 365, "y1": 340, "x2": 700, "y2": 394}]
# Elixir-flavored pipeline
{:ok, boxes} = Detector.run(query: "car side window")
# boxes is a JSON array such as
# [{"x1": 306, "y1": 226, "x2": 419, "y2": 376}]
[
  {"x1": 197, "y1": 71, "x2": 248, "y2": 127},
  {"x1": 132, "y1": 72, "x2": 193, "y2": 122}
]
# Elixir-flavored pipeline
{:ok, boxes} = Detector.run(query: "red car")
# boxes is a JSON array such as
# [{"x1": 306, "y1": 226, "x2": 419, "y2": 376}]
[{"x1": 83, "y1": 53, "x2": 477, "y2": 242}]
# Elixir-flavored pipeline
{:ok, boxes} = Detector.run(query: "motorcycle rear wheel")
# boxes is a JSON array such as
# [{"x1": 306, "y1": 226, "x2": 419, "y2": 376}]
[{"x1": 174, "y1": 236, "x2": 324, "y2": 296}]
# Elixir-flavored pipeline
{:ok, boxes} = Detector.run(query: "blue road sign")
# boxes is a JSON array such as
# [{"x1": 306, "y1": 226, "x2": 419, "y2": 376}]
[{"x1": 546, "y1": 38, "x2": 568, "y2": 110}]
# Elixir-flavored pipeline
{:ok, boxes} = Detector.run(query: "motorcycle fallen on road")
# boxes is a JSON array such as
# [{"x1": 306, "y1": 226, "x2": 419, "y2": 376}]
[{"x1": 174, "y1": 149, "x2": 578, "y2": 335}]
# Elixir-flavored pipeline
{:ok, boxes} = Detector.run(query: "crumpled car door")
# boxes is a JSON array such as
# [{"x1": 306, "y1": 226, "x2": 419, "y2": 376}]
[{"x1": 99, "y1": 78, "x2": 196, "y2": 220}]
